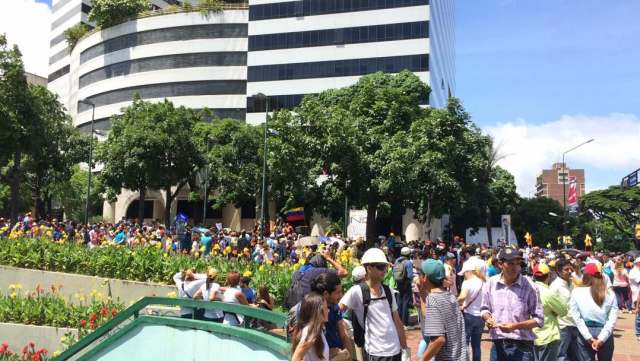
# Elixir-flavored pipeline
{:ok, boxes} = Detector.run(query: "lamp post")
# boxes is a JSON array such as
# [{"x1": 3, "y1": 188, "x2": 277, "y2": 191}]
[
  {"x1": 560, "y1": 138, "x2": 594, "y2": 235},
  {"x1": 79, "y1": 99, "x2": 95, "y2": 226},
  {"x1": 254, "y1": 93, "x2": 269, "y2": 237},
  {"x1": 202, "y1": 136, "x2": 211, "y2": 225}
]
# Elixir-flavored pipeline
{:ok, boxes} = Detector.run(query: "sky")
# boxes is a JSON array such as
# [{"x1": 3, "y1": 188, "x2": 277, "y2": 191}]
[{"x1": 2, "y1": 0, "x2": 640, "y2": 196}]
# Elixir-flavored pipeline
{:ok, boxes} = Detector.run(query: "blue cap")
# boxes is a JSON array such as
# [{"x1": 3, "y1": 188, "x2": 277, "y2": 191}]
[{"x1": 421, "y1": 259, "x2": 445, "y2": 283}]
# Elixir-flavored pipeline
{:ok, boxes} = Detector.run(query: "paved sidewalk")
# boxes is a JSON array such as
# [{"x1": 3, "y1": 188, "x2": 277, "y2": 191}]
[{"x1": 406, "y1": 312, "x2": 640, "y2": 361}]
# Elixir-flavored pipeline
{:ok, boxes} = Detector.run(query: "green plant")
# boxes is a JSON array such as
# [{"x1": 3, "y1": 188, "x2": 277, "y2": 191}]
[
  {"x1": 0, "y1": 341, "x2": 50, "y2": 360},
  {"x1": 88, "y1": 0, "x2": 151, "y2": 28},
  {"x1": 63, "y1": 24, "x2": 89, "y2": 51},
  {"x1": 182, "y1": 0, "x2": 193, "y2": 11},
  {"x1": 198, "y1": 0, "x2": 223, "y2": 18}
]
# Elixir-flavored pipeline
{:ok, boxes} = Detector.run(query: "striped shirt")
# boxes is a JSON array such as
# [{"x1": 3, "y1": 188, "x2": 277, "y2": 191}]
[{"x1": 422, "y1": 291, "x2": 468, "y2": 361}]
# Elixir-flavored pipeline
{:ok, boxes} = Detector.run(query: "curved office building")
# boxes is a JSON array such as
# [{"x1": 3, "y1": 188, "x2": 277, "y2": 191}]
[{"x1": 69, "y1": 9, "x2": 249, "y2": 132}]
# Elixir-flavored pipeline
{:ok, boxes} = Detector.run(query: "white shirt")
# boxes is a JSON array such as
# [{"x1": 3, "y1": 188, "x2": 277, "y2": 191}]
[
  {"x1": 460, "y1": 277, "x2": 483, "y2": 316},
  {"x1": 173, "y1": 272, "x2": 206, "y2": 316},
  {"x1": 222, "y1": 286, "x2": 245, "y2": 325},
  {"x1": 549, "y1": 276, "x2": 575, "y2": 328},
  {"x1": 298, "y1": 325, "x2": 330, "y2": 361},
  {"x1": 569, "y1": 286, "x2": 618, "y2": 342},
  {"x1": 628, "y1": 266, "x2": 640, "y2": 302},
  {"x1": 199, "y1": 282, "x2": 224, "y2": 320},
  {"x1": 340, "y1": 284, "x2": 400, "y2": 357}
]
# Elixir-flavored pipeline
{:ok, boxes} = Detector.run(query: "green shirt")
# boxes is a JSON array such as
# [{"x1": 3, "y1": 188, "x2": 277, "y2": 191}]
[{"x1": 533, "y1": 281, "x2": 568, "y2": 346}]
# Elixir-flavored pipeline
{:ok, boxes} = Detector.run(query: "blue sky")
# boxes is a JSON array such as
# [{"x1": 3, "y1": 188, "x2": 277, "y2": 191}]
[{"x1": 6, "y1": 0, "x2": 640, "y2": 195}]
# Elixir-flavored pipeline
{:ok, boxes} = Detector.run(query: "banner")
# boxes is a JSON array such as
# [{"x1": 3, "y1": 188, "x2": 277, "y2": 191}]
[
  {"x1": 568, "y1": 176, "x2": 578, "y2": 206},
  {"x1": 347, "y1": 210, "x2": 367, "y2": 239},
  {"x1": 285, "y1": 207, "x2": 305, "y2": 222}
]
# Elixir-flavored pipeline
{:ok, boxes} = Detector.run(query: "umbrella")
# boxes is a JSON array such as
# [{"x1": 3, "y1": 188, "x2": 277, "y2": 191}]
[
  {"x1": 296, "y1": 236, "x2": 321, "y2": 247},
  {"x1": 625, "y1": 249, "x2": 640, "y2": 258},
  {"x1": 192, "y1": 227, "x2": 209, "y2": 233}
]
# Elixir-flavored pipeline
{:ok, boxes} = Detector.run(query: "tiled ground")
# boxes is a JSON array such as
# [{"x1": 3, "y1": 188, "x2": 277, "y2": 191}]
[{"x1": 406, "y1": 312, "x2": 640, "y2": 361}]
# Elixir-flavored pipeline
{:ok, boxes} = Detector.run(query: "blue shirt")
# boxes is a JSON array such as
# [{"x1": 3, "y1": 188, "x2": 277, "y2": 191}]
[
  {"x1": 325, "y1": 304, "x2": 344, "y2": 348},
  {"x1": 242, "y1": 287, "x2": 255, "y2": 303},
  {"x1": 200, "y1": 236, "x2": 212, "y2": 255}
]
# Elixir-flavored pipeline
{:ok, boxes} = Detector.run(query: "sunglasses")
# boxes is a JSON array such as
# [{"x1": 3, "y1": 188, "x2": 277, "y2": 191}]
[{"x1": 370, "y1": 263, "x2": 388, "y2": 271}]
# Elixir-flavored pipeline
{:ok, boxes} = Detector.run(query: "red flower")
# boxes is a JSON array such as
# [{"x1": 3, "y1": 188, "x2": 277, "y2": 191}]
[
  {"x1": 90, "y1": 321, "x2": 97, "y2": 330},
  {"x1": 22, "y1": 345, "x2": 28, "y2": 354},
  {"x1": 38, "y1": 348, "x2": 47, "y2": 355},
  {"x1": 28, "y1": 342, "x2": 34, "y2": 349},
  {"x1": 0, "y1": 345, "x2": 6, "y2": 354},
  {"x1": 1, "y1": 342, "x2": 7, "y2": 348},
  {"x1": 111, "y1": 308, "x2": 118, "y2": 317},
  {"x1": 33, "y1": 352, "x2": 40, "y2": 361},
  {"x1": 89, "y1": 313, "x2": 97, "y2": 322},
  {"x1": 100, "y1": 308, "x2": 108, "y2": 317},
  {"x1": 80, "y1": 319, "x2": 87, "y2": 327}
]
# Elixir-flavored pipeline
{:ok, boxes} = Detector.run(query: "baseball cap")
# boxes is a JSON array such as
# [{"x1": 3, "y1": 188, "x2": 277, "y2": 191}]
[
  {"x1": 532, "y1": 264, "x2": 550, "y2": 277},
  {"x1": 584, "y1": 262, "x2": 601, "y2": 277},
  {"x1": 351, "y1": 266, "x2": 366, "y2": 282},
  {"x1": 401, "y1": 247, "x2": 412, "y2": 256},
  {"x1": 421, "y1": 259, "x2": 445, "y2": 284},
  {"x1": 497, "y1": 247, "x2": 523, "y2": 261},
  {"x1": 458, "y1": 258, "x2": 485, "y2": 276},
  {"x1": 445, "y1": 252, "x2": 456, "y2": 259}
]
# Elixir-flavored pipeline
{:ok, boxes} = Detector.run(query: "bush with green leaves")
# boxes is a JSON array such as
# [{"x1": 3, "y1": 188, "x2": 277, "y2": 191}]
[
  {"x1": 63, "y1": 24, "x2": 90, "y2": 50},
  {"x1": 88, "y1": 0, "x2": 150, "y2": 28}
]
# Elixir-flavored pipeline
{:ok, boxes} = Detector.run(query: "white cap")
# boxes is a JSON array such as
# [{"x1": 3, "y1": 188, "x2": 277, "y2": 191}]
[
  {"x1": 361, "y1": 248, "x2": 389, "y2": 265},
  {"x1": 401, "y1": 247, "x2": 412, "y2": 256},
  {"x1": 352, "y1": 266, "x2": 366, "y2": 282},
  {"x1": 635, "y1": 257, "x2": 640, "y2": 264},
  {"x1": 458, "y1": 258, "x2": 486, "y2": 276}
]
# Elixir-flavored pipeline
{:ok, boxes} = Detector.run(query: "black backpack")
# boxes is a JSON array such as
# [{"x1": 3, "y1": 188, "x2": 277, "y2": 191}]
[
  {"x1": 285, "y1": 270, "x2": 310, "y2": 309},
  {"x1": 351, "y1": 283, "x2": 393, "y2": 348}
]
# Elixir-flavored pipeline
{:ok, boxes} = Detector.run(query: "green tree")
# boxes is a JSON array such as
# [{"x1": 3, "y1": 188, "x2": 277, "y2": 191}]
[
  {"x1": 88, "y1": 0, "x2": 150, "y2": 28},
  {"x1": 580, "y1": 185, "x2": 640, "y2": 239},
  {"x1": 52, "y1": 166, "x2": 104, "y2": 222},
  {"x1": 194, "y1": 119, "x2": 261, "y2": 211},
  {"x1": 0, "y1": 34, "x2": 37, "y2": 220},
  {"x1": 98, "y1": 98, "x2": 203, "y2": 225},
  {"x1": 23, "y1": 85, "x2": 89, "y2": 219},
  {"x1": 269, "y1": 71, "x2": 429, "y2": 242},
  {"x1": 511, "y1": 197, "x2": 564, "y2": 247}
]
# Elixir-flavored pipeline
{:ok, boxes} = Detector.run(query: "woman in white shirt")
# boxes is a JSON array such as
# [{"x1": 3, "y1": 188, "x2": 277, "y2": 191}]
[
  {"x1": 193, "y1": 268, "x2": 224, "y2": 323},
  {"x1": 222, "y1": 271, "x2": 249, "y2": 326},
  {"x1": 173, "y1": 268, "x2": 206, "y2": 319},
  {"x1": 457, "y1": 259, "x2": 486, "y2": 361},
  {"x1": 569, "y1": 262, "x2": 618, "y2": 361},
  {"x1": 292, "y1": 293, "x2": 330, "y2": 361}
]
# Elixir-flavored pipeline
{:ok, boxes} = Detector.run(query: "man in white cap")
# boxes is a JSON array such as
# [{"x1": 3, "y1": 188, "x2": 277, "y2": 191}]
[
  {"x1": 393, "y1": 246, "x2": 414, "y2": 326},
  {"x1": 340, "y1": 248, "x2": 408, "y2": 361}
]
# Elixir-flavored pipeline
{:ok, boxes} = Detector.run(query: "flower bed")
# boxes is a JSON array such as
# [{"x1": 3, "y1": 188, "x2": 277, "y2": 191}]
[
  {"x1": 0, "y1": 285, "x2": 123, "y2": 330},
  {"x1": 0, "y1": 341, "x2": 51, "y2": 360},
  {"x1": 0, "y1": 237, "x2": 348, "y2": 307}
]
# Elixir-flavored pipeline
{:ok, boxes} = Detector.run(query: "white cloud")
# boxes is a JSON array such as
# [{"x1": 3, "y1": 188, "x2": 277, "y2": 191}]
[
  {"x1": 484, "y1": 113, "x2": 640, "y2": 196},
  {"x1": 0, "y1": 0, "x2": 51, "y2": 77}
]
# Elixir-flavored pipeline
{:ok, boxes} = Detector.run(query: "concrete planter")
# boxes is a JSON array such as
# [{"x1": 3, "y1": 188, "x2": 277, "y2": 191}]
[
  {"x1": 0, "y1": 266, "x2": 175, "y2": 304},
  {"x1": 0, "y1": 322, "x2": 77, "y2": 354}
]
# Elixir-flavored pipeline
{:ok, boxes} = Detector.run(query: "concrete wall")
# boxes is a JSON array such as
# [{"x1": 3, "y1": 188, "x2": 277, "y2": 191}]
[
  {"x1": 0, "y1": 266, "x2": 175, "y2": 305},
  {"x1": 0, "y1": 323, "x2": 77, "y2": 354}
]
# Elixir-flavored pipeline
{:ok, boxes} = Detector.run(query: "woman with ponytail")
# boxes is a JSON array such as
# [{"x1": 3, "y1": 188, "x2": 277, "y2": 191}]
[
  {"x1": 569, "y1": 262, "x2": 618, "y2": 361},
  {"x1": 292, "y1": 293, "x2": 330, "y2": 361}
]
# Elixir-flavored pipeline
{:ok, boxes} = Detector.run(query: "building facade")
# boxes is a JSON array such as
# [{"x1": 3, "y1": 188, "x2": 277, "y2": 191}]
[
  {"x1": 535, "y1": 162, "x2": 586, "y2": 206},
  {"x1": 47, "y1": 1, "x2": 455, "y2": 235}
]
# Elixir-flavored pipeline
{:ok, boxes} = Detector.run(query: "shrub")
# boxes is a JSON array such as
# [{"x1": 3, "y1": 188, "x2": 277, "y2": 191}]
[
  {"x1": 63, "y1": 23, "x2": 89, "y2": 51},
  {"x1": 88, "y1": 0, "x2": 151, "y2": 28}
]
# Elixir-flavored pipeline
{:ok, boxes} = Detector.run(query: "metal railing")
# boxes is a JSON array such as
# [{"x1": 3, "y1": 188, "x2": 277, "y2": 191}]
[{"x1": 54, "y1": 297, "x2": 288, "y2": 361}]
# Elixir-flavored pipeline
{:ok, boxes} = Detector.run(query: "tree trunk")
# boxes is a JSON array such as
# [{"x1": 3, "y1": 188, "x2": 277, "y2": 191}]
[
  {"x1": 485, "y1": 206, "x2": 493, "y2": 246},
  {"x1": 365, "y1": 192, "x2": 378, "y2": 248},
  {"x1": 138, "y1": 188, "x2": 146, "y2": 225},
  {"x1": 164, "y1": 186, "x2": 172, "y2": 228},
  {"x1": 45, "y1": 194, "x2": 52, "y2": 219},
  {"x1": 9, "y1": 151, "x2": 22, "y2": 221},
  {"x1": 424, "y1": 193, "x2": 433, "y2": 241}
]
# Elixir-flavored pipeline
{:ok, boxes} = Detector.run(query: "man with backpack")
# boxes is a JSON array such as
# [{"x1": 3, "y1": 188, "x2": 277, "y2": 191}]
[
  {"x1": 393, "y1": 247, "x2": 415, "y2": 326},
  {"x1": 340, "y1": 248, "x2": 409, "y2": 361}
]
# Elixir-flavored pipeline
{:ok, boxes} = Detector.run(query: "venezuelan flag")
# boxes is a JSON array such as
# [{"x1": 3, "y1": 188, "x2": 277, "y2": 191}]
[{"x1": 286, "y1": 207, "x2": 305, "y2": 222}]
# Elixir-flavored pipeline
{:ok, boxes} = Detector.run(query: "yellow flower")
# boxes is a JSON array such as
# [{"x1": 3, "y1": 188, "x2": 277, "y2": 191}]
[
  {"x1": 166, "y1": 291, "x2": 177, "y2": 298},
  {"x1": 10, "y1": 292, "x2": 16, "y2": 299},
  {"x1": 156, "y1": 242, "x2": 162, "y2": 249},
  {"x1": 298, "y1": 258, "x2": 306, "y2": 265},
  {"x1": 214, "y1": 244, "x2": 221, "y2": 250},
  {"x1": 163, "y1": 253, "x2": 169, "y2": 258},
  {"x1": 14, "y1": 283, "x2": 22, "y2": 289},
  {"x1": 243, "y1": 270, "x2": 252, "y2": 278},
  {"x1": 53, "y1": 351, "x2": 61, "y2": 357},
  {"x1": 258, "y1": 265, "x2": 265, "y2": 272},
  {"x1": 60, "y1": 336, "x2": 68, "y2": 343},
  {"x1": 8, "y1": 284, "x2": 15, "y2": 290}
]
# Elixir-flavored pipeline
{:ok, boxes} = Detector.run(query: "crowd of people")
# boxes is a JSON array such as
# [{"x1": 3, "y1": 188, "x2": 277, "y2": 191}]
[
  {"x1": 2, "y1": 213, "x2": 640, "y2": 361},
  {"x1": 287, "y1": 243, "x2": 640, "y2": 361}
]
